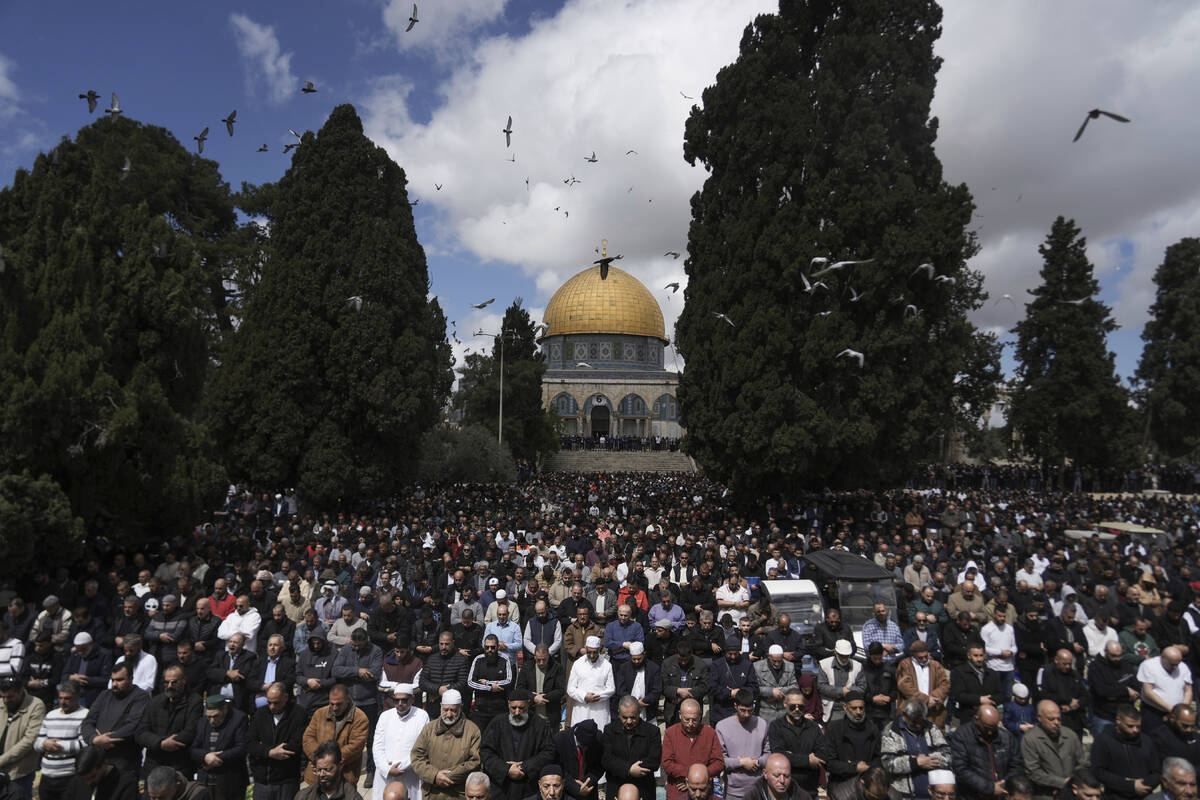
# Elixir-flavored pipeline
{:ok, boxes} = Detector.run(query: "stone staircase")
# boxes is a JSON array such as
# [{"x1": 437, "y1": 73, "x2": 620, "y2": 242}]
[{"x1": 541, "y1": 449, "x2": 698, "y2": 473}]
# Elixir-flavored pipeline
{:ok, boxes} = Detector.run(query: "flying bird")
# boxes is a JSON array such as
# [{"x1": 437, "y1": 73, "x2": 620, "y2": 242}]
[
  {"x1": 502, "y1": 116, "x2": 513, "y2": 147},
  {"x1": 524, "y1": 178, "x2": 529, "y2": 190},
  {"x1": 848, "y1": 286, "x2": 862, "y2": 303},
  {"x1": 406, "y1": 3, "x2": 419, "y2": 31},
  {"x1": 105, "y1": 93, "x2": 122, "y2": 121},
  {"x1": 712, "y1": 312, "x2": 735, "y2": 327},
  {"x1": 289, "y1": 129, "x2": 302, "y2": 140},
  {"x1": 664, "y1": 251, "x2": 680, "y2": 259},
  {"x1": 594, "y1": 253, "x2": 622, "y2": 280},
  {"x1": 193, "y1": 127, "x2": 208, "y2": 154},
  {"x1": 811, "y1": 258, "x2": 874, "y2": 279},
  {"x1": 911, "y1": 263, "x2": 935, "y2": 278},
  {"x1": 79, "y1": 90, "x2": 100, "y2": 113},
  {"x1": 575, "y1": 362, "x2": 593, "y2": 369},
  {"x1": 584, "y1": 151, "x2": 597, "y2": 163},
  {"x1": 837, "y1": 349, "x2": 864, "y2": 368},
  {"x1": 301, "y1": 80, "x2": 318, "y2": 94},
  {"x1": 434, "y1": 183, "x2": 442, "y2": 191},
  {"x1": 257, "y1": 144, "x2": 268, "y2": 152},
  {"x1": 533, "y1": 323, "x2": 548, "y2": 337},
  {"x1": 680, "y1": 91, "x2": 693, "y2": 99},
  {"x1": 625, "y1": 150, "x2": 638, "y2": 156},
  {"x1": 817, "y1": 311, "x2": 832, "y2": 317},
  {"x1": 346, "y1": 296, "x2": 363, "y2": 311},
  {"x1": 996, "y1": 294, "x2": 1016, "y2": 306},
  {"x1": 472, "y1": 298, "x2": 495, "y2": 309},
  {"x1": 800, "y1": 272, "x2": 828, "y2": 294},
  {"x1": 283, "y1": 143, "x2": 299, "y2": 153},
  {"x1": 119, "y1": 156, "x2": 131, "y2": 180},
  {"x1": 1073, "y1": 108, "x2": 1130, "y2": 142},
  {"x1": 664, "y1": 282, "x2": 680, "y2": 293},
  {"x1": 904, "y1": 304, "x2": 921, "y2": 318},
  {"x1": 933, "y1": 275, "x2": 956, "y2": 286},
  {"x1": 221, "y1": 110, "x2": 237, "y2": 136},
  {"x1": 1060, "y1": 297, "x2": 1089, "y2": 305}
]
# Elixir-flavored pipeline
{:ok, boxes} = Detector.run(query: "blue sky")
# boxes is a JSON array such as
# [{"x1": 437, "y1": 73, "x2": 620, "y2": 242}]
[{"x1": 4, "y1": 1, "x2": 1200, "y2": 387}]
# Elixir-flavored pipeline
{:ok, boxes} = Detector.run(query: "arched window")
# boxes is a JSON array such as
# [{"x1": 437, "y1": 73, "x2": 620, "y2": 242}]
[
  {"x1": 652, "y1": 393, "x2": 679, "y2": 421},
  {"x1": 619, "y1": 394, "x2": 648, "y2": 416},
  {"x1": 552, "y1": 392, "x2": 579, "y2": 416}
]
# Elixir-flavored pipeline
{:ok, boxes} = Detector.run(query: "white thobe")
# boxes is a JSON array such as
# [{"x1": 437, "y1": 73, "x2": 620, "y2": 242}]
[
  {"x1": 373, "y1": 705, "x2": 431, "y2": 799},
  {"x1": 567, "y1": 655, "x2": 614, "y2": 729},
  {"x1": 217, "y1": 608, "x2": 262, "y2": 653}
]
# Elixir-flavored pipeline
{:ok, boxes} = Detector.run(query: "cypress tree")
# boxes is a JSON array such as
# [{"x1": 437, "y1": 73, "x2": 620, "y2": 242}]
[
  {"x1": 1136, "y1": 237, "x2": 1200, "y2": 459},
  {"x1": 1009, "y1": 216, "x2": 1137, "y2": 471},
  {"x1": 210, "y1": 104, "x2": 452, "y2": 506},
  {"x1": 675, "y1": 0, "x2": 997, "y2": 492},
  {"x1": 0, "y1": 117, "x2": 232, "y2": 560}
]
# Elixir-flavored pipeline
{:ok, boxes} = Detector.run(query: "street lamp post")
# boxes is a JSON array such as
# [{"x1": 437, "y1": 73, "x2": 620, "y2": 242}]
[{"x1": 474, "y1": 327, "x2": 508, "y2": 448}]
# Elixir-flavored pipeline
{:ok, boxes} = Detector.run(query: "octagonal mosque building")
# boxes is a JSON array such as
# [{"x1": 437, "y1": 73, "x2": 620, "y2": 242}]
[{"x1": 539, "y1": 262, "x2": 682, "y2": 439}]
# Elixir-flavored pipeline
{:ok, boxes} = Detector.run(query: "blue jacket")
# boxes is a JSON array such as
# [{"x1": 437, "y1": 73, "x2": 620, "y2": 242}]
[
  {"x1": 708, "y1": 654, "x2": 758, "y2": 724},
  {"x1": 603, "y1": 620, "x2": 644, "y2": 663}
]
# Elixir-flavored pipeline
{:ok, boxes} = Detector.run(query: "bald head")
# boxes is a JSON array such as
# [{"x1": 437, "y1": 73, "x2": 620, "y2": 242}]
[
  {"x1": 382, "y1": 782, "x2": 409, "y2": 800},
  {"x1": 617, "y1": 785, "x2": 641, "y2": 800},
  {"x1": 1036, "y1": 699, "x2": 1058, "y2": 716},
  {"x1": 687, "y1": 763, "x2": 711, "y2": 786},
  {"x1": 1164, "y1": 646, "x2": 1184, "y2": 669},
  {"x1": 680, "y1": 698, "x2": 701, "y2": 716},
  {"x1": 977, "y1": 704, "x2": 1001, "y2": 727}
]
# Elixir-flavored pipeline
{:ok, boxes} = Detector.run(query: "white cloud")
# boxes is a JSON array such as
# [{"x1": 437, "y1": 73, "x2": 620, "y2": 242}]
[
  {"x1": 229, "y1": 13, "x2": 299, "y2": 105},
  {"x1": 382, "y1": 0, "x2": 509, "y2": 57},
  {"x1": 0, "y1": 53, "x2": 21, "y2": 122}
]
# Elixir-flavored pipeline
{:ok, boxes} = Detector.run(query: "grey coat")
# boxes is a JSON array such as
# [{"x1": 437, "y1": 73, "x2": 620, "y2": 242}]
[{"x1": 753, "y1": 659, "x2": 798, "y2": 722}]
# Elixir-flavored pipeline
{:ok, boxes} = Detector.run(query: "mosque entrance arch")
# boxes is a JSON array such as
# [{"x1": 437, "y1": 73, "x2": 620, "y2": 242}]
[{"x1": 590, "y1": 405, "x2": 610, "y2": 436}]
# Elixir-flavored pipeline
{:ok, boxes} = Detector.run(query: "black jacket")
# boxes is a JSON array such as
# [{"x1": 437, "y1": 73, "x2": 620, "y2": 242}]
[
  {"x1": 419, "y1": 652, "x2": 470, "y2": 715},
  {"x1": 205, "y1": 649, "x2": 259, "y2": 713},
  {"x1": 246, "y1": 701, "x2": 306, "y2": 785},
  {"x1": 611, "y1": 659, "x2": 662, "y2": 721},
  {"x1": 135, "y1": 693, "x2": 203, "y2": 774},
  {"x1": 246, "y1": 654, "x2": 297, "y2": 703},
  {"x1": 949, "y1": 722, "x2": 1025, "y2": 800},
  {"x1": 480, "y1": 714, "x2": 557, "y2": 800},
  {"x1": 813, "y1": 623, "x2": 856, "y2": 662},
  {"x1": 1035, "y1": 666, "x2": 1088, "y2": 734},
  {"x1": 601, "y1": 719, "x2": 662, "y2": 800},
  {"x1": 661, "y1": 655, "x2": 710, "y2": 725},
  {"x1": 1089, "y1": 725, "x2": 1162, "y2": 800},
  {"x1": 515, "y1": 660, "x2": 565, "y2": 727},
  {"x1": 1041, "y1": 618, "x2": 1088, "y2": 657},
  {"x1": 1149, "y1": 723, "x2": 1200, "y2": 767},
  {"x1": 80, "y1": 687, "x2": 150, "y2": 771},
  {"x1": 950, "y1": 663, "x2": 1006, "y2": 722},
  {"x1": 768, "y1": 715, "x2": 824, "y2": 793},
  {"x1": 296, "y1": 643, "x2": 337, "y2": 709},
  {"x1": 1087, "y1": 654, "x2": 1137, "y2": 721},
  {"x1": 817, "y1": 717, "x2": 882, "y2": 785},
  {"x1": 467, "y1": 653, "x2": 513, "y2": 717},
  {"x1": 943, "y1": 623, "x2": 983, "y2": 671},
  {"x1": 553, "y1": 721, "x2": 604, "y2": 800},
  {"x1": 190, "y1": 708, "x2": 249, "y2": 797},
  {"x1": 66, "y1": 766, "x2": 138, "y2": 800},
  {"x1": 854, "y1": 660, "x2": 896, "y2": 725}
]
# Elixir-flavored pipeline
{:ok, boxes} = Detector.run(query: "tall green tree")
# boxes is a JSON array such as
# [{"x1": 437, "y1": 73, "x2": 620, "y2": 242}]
[
  {"x1": 1137, "y1": 237, "x2": 1200, "y2": 459},
  {"x1": 1009, "y1": 216, "x2": 1137, "y2": 471},
  {"x1": 209, "y1": 104, "x2": 452, "y2": 506},
  {"x1": 0, "y1": 117, "x2": 232, "y2": 563},
  {"x1": 453, "y1": 300, "x2": 558, "y2": 463},
  {"x1": 675, "y1": 0, "x2": 998, "y2": 493}
]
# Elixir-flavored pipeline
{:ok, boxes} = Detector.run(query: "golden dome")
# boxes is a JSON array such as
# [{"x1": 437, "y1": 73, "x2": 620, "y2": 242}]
[{"x1": 542, "y1": 264, "x2": 667, "y2": 342}]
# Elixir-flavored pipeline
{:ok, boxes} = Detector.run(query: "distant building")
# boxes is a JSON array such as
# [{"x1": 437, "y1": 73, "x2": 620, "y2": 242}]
[{"x1": 540, "y1": 262, "x2": 682, "y2": 439}]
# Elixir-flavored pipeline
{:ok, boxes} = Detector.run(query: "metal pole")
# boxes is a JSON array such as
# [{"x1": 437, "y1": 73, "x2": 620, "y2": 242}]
[{"x1": 498, "y1": 331, "x2": 505, "y2": 448}]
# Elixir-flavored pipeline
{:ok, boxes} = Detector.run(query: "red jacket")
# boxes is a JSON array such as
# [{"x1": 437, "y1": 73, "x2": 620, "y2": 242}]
[{"x1": 661, "y1": 723, "x2": 724, "y2": 800}]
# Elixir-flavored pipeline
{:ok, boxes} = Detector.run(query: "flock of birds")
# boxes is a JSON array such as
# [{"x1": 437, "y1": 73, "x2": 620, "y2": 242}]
[{"x1": 67, "y1": 18, "x2": 1133, "y2": 376}]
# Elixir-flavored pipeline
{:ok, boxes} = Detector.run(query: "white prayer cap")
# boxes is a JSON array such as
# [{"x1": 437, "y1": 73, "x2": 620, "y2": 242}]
[
  {"x1": 393, "y1": 683, "x2": 416, "y2": 697},
  {"x1": 441, "y1": 689, "x2": 463, "y2": 705},
  {"x1": 496, "y1": 589, "x2": 507, "y2": 600},
  {"x1": 585, "y1": 636, "x2": 602, "y2": 649},
  {"x1": 768, "y1": 644, "x2": 784, "y2": 656},
  {"x1": 73, "y1": 632, "x2": 93, "y2": 646},
  {"x1": 629, "y1": 642, "x2": 645, "y2": 655},
  {"x1": 929, "y1": 770, "x2": 955, "y2": 786}
]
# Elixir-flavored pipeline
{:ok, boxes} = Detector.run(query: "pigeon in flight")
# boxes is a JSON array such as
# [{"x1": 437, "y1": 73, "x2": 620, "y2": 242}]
[
  {"x1": 222, "y1": 110, "x2": 237, "y2": 136},
  {"x1": 800, "y1": 272, "x2": 829, "y2": 294},
  {"x1": 933, "y1": 275, "x2": 956, "y2": 286},
  {"x1": 472, "y1": 298, "x2": 495, "y2": 309},
  {"x1": 1060, "y1": 297, "x2": 1089, "y2": 305},
  {"x1": 664, "y1": 282, "x2": 680, "y2": 293},
  {"x1": 1073, "y1": 109, "x2": 1130, "y2": 142},
  {"x1": 575, "y1": 362, "x2": 593, "y2": 369},
  {"x1": 680, "y1": 91, "x2": 693, "y2": 99},
  {"x1": 502, "y1": 116, "x2": 513, "y2": 147},
  {"x1": 283, "y1": 143, "x2": 299, "y2": 153},
  {"x1": 995, "y1": 294, "x2": 1016, "y2": 306},
  {"x1": 302, "y1": 80, "x2": 318, "y2": 94},
  {"x1": 346, "y1": 296, "x2": 363, "y2": 312},
  {"x1": 79, "y1": 90, "x2": 100, "y2": 113},
  {"x1": 289, "y1": 129, "x2": 302, "y2": 140},
  {"x1": 406, "y1": 3, "x2": 419, "y2": 31},
  {"x1": 594, "y1": 253, "x2": 622, "y2": 280},
  {"x1": 848, "y1": 286, "x2": 863, "y2": 303},
  {"x1": 911, "y1": 263, "x2": 935, "y2": 278},
  {"x1": 904, "y1": 304, "x2": 921, "y2": 318},
  {"x1": 193, "y1": 127, "x2": 208, "y2": 154},
  {"x1": 533, "y1": 323, "x2": 548, "y2": 337},
  {"x1": 584, "y1": 151, "x2": 598, "y2": 163},
  {"x1": 817, "y1": 311, "x2": 832, "y2": 317},
  {"x1": 435, "y1": 183, "x2": 442, "y2": 191},
  {"x1": 120, "y1": 156, "x2": 131, "y2": 180},
  {"x1": 664, "y1": 251, "x2": 681, "y2": 259},
  {"x1": 810, "y1": 258, "x2": 874, "y2": 279},
  {"x1": 837, "y1": 348, "x2": 864, "y2": 368},
  {"x1": 626, "y1": 150, "x2": 638, "y2": 155},
  {"x1": 105, "y1": 93, "x2": 122, "y2": 121},
  {"x1": 712, "y1": 312, "x2": 735, "y2": 327},
  {"x1": 257, "y1": 144, "x2": 268, "y2": 152}
]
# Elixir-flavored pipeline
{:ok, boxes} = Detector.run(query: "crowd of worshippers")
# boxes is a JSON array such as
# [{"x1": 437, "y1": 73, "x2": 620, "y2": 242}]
[{"x1": 3, "y1": 476, "x2": 1200, "y2": 800}]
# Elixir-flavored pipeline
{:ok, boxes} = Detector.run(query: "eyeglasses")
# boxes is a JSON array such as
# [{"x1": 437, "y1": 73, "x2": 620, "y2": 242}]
[{"x1": 786, "y1": 703, "x2": 805, "y2": 710}]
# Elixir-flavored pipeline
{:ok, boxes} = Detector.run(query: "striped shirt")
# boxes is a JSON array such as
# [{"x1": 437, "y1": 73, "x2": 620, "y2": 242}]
[
  {"x1": 34, "y1": 707, "x2": 88, "y2": 777},
  {"x1": 0, "y1": 637, "x2": 25, "y2": 677}
]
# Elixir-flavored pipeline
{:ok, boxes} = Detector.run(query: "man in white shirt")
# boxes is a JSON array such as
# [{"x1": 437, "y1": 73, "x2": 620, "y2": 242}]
[
  {"x1": 566, "y1": 636, "x2": 614, "y2": 729},
  {"x1": 980, "y1": 606, "x2": 1017, "y2": 696},
  {"x1": 1014, "y1": 559, "x2": 1043, "y2": 589},
  {"x1": 218, "y1": 595, "x2": 263, "y2": 654},
  {"x1": 111, "y1": 633, "x2": 158, "y2": 693},
  {"x1": 1138, "y1": 646, "x2": 1193, "y2": 732},
  {"x1": 715, "y1": 575, "x2": 750, "y2": 626},
  {"x1": 1083, "y1": 615, "x2": 1119, "y2": 658},
  {"x1": 373, "y1": 683, "x2": 429, "y2": 797}
]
